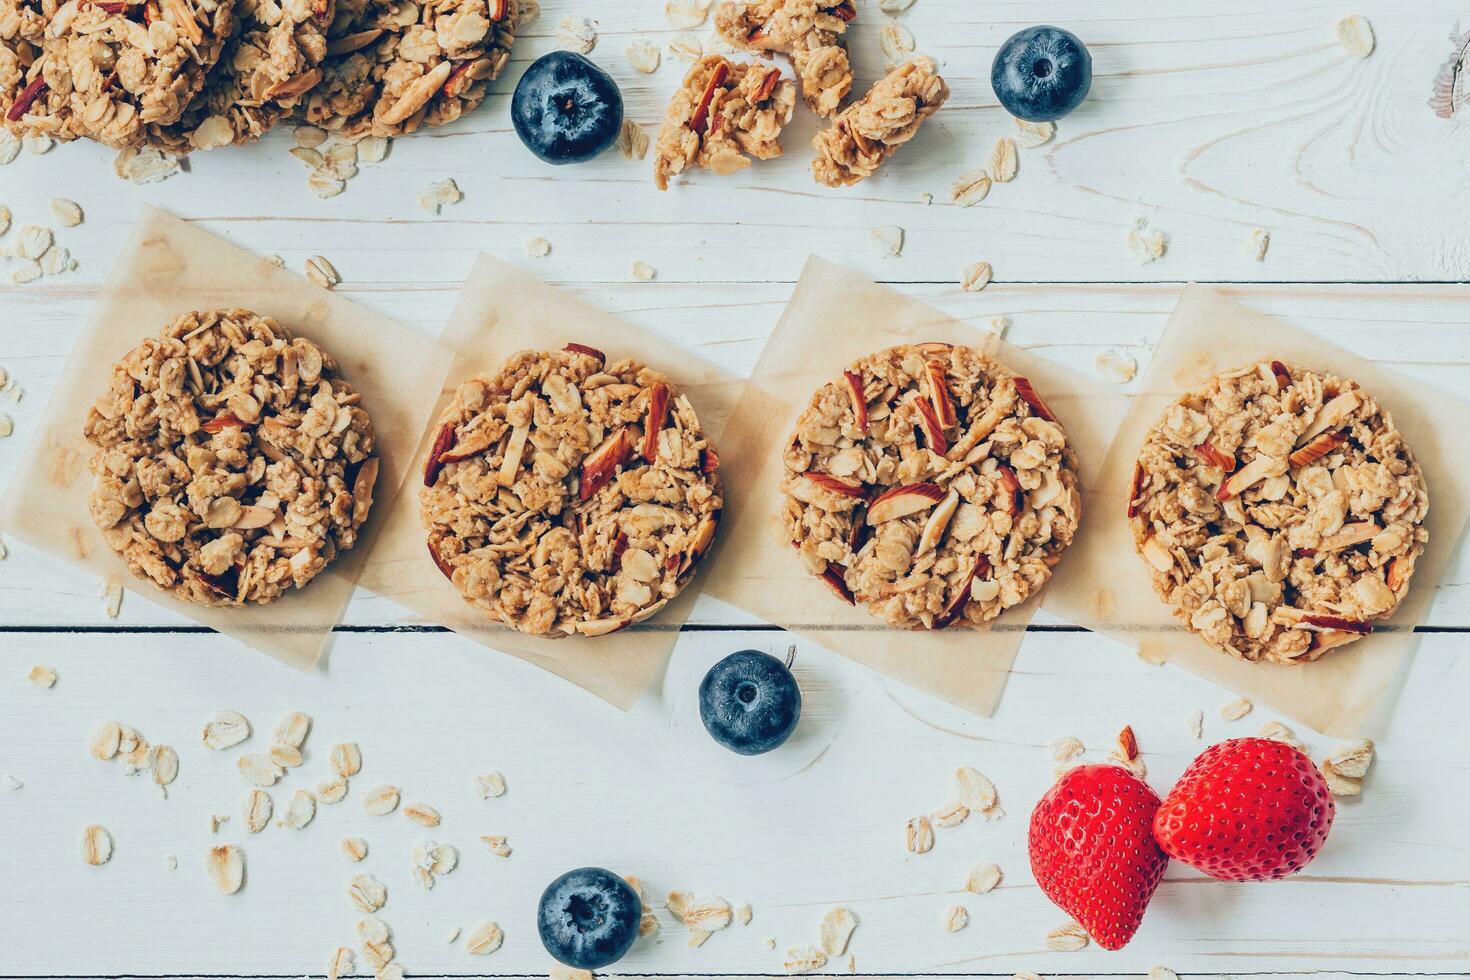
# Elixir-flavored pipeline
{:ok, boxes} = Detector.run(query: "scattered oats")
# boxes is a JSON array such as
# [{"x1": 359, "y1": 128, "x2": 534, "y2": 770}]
[
  {"x1": 631, "y1": 260, "x2": 657, "y2": 281},
  {"x1": 270, "y1": 743, "x2": 305, "y2": 768},
  {"x1": 879, "y1": 0, "x2": 915, "y2": 9},
  {"x1": 376, "y1": 964, "x2": 405, "y2": 980},
  {"x1": 331, "y1": 742, "x2": 362, "y2": 777},
  {"x1": 626, "y1": 876, "x2": 659, "y2": 936},
  {"x1": 931, "y1": 799, "x2": 969, "y2": 827},
  {"x1": 208, "y1": 812, "x2": 228, "y2": 832},
  {"x1": 202, "y1": 710, "x2": 251, "y2": 750},
  {"x1": 238, "y1": 753, "x2": 285, "y2": 787},
  {"x1": 464, "y1": 921, "x2": 504, "y2": 955},
  {"x1": 941, "y1": 905, "x2": 968, "y2": 932},
  {"x1": 480, "y1": 834, "x2": 512, "y2": 857},
  {"x1": 1095, "y1": 349, "x2": 1137, "y2": 384},
  {"x1": 1127, "y1": 218, "x2": 1167, "y2": 263},
  {"x1": 764, "y1": 936, "x2": 777, "y2": 949},
  {"x1": 617, "y1": 118, "x2": 650, "y2": 160},
  {"x1": 284, "y1": 789, "x2": 317, "y2": 829},
  {"x1": 2, "y1": 774, "x2": 21, "y2": 791},
  {"x1": 1050, "y1": 736, "x2": 1084, "y2": 762},
  {"x1": 357, "y1": 915, "x2": 391, "y2": 945},
  {"x1": 342, "y1": 837, "x2": 369, "y2": 862},
  {"x1": 11, "y1": 260, "x2": 41, "y2": 284},
  {"x1": 869, "y1": 224, "x2": 904, "y2": 258},
  {"x1": 784, "y1": 945, "x2": 828, "y2": 974},
  {"x1": 1013, "y1": 974, "x2": 1043, "y2": 980},
  {"x1": 961, "y1": 261, "x2": 993, "y2": 292},
  {"x1": 419, "y1": 177, "x2": 463, "y2": 215},
  {"x1": 905, "y1": 814, "x2": 934, "y2": 853},
  {"x1": 1337, "y1": 14, "x2": 1375, "y2": 58},
  {"x1": 626, "y1": 40, "x2": 661, "y2": 73},
  {"x1": 0, "y1": 413, "x2": 10, "y2": 437},
  {"x1": 819, "y1": 906, "x2": 858, "y2": 956},
  {"x1": 735, "y1": 902, "x2": 752, "y2": 925},
  {"x1": 551, "y1": 969, "x2": 593, "y2": 980},
  {"x1": 114, "y1": 146, "x2": 179, "y2": 183},
  {"x1": 244, "y1": 791, "x2": 274, "y2": 832},
  {"x1": 403, "y1": 802, "x2": 441, "y2": 828},
  {"x1": 294, "y1": 125, "x2": 329, "y2": 148},
  {"x1": 1324, "y1": 738, "x2": 1374, "y2": 778},
  {"x1": 1187, "y1": 708, "x2": 1205, "y2": 739},
  {"x1": 953, "y1": 766, "x2": 997, "y2": 812},
  {"x1": 325, "y1": 142, "x2": 358, "y2": 173},
  {"x1": 80, "y1": 824, "x2": 113, "y2": 865},
  {"x1": 669, "y1": 891, "x2": 734, "y2": 932},
  {"x1": 89, "y1": 721, "x2": 123, "y2": 761},
  {"x1": 988, "y1": 137, "x2": 1018, "y2": 182},
  {"x1": 305, "y1": 256, "x2": 340, "y2": 289},
  {"x1": 0, "y1": 131, "x2": 18, "y2": 165},
  {"x1": 327, "y1": 947, "x2": 355, "y2": 980},
  {"x1": 23, "y1": 132, "x2": 53, "y2": 154},
  {"x1": 445, "y1": 926, "x2": 461, "y2": 943},
  {"x1": 27, "y1": 665, "x2": 57, "y2": 688},
  {"x1": 264, "y1": 254, "x2": 285, "y2": 268},
  {"x1": 965, "y1": 862, "x2": 1002, "y2": 894},
  {"x1": 41, "y1": 245, "x2": 74, "y2": 276},
  {"x1": 1014, "y1": 118, "x2": 1055, "y2": 148},
  {"x1": 308, "y1": 172, "x2": 346, "y2": 199},
  {"x1": 557, "y1": 15, "x2": 598, "y2": 53},
  {"x1": 668, "y1": 32, "x2": 703, "y2": 61},
  {"x1": 1220, "y1": 696, "x2": 1254, "y2": 721},
  {"x1": 318, "y1": 777, "x2": 349, "y2": 804},
  {"x1": 1045, "y1": 921, "x2": 1089, "y2": 951},
  {"x1": 49, "y1": 199, "x2": 83, "y2": 227},
  {"x1": 348, "y1": 873, "x2": 388, "y2": 913},
  {"x1": 949, "y1": 168, "x2": 991, "y2": 206},
  {"x1": 164, "y1": 853, "x2": 176, "y2": 870},
  {"x1": 1259, "y1": 720, "x2": 1306, "y2": 752},
  {"x1": 1148, "y1": 968, "x2": 1179, "y2": 980},
  {"x1": 152, "y1": 745, "x2": 179, "y2": 787},
  {"x1": 1246, "y1": 227, "x2": 1271, "y2": 262},
  {"x1": 517, "y1": 0, "x2": 539, "y2": 23},
  {"x1": 0, "y1": 206, "x2": 9, "y2": 236},
  {"x1": 687, "y1": 928, "x2": 712, "y2": 948},
  {"x1": 358, "y1": 136, "x2": 390, "y2": 164},
  {"x1": 665, "y1": 0, "x2": 710, "y2": 29},
  {"x1": 526, "y1": 236, "x2": 552, "y2": 258},
  {"x1": 290, "y1": 146, "x2": 325, "y2": 169},
  {"x1": 361, "y1": 936, "x2": 395, "y2": 972},
  {"x1": 207, "y1": 844, "x2": 245, "y2": 893},
  {"x1": 919, "y1": 191, "x2": 932, "y2": 205},
  {"x1": 987, "y1": 315, "x2": 1012, "y2": 337},
  {"x1": 878, "y1": 19, "x2": 915, "y2": 64},
  {"x1": 475, "y1": 771, "x2": 507, "y2": 798},
  {"x1": 365, "y1": 784, "x2": 401, "y2": 814}
]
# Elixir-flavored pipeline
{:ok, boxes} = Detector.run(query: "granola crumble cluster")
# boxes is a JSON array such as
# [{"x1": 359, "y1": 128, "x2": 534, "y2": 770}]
[
  {"x1": 653, "y1": 53, "x2": 794, "y2": 191},
  {"x1": 419, "y1": 346, "x2": 722, "y2": 638},
  {"x1": 713, "y1": 0, "x2": 854, "y2": 116},
  {"x1": 1129, "y1": 361, "x2": 1429, "y2": 663},
  {"x1": 782, "y1": 343, "x2": 1081, "y2": 630},
  {"x1": 811, "y1": 57, "x2": 948, "y2": 187},
  {"x1": 83, "y1": 309, "x2": 378, "y2": 606}
]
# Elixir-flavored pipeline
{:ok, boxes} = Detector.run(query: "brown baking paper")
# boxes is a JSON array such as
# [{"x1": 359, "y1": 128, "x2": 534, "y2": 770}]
[
  {"x1": 701, "y1": 257, "x2": 1131, "y2": 716},
  {"x1": 357, "y1": 255, "x2": 744, "y2": 711},
  {"x1": 1045, "y1": 285, "x2": 1470, "y2": 736},
  {"x1": 0, "y1": 207, "x2": 455, "y2": 670}
]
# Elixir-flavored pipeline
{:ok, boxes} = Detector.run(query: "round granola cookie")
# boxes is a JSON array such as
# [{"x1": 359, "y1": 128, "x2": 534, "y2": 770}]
[
  {"x1": 2, "y1": 0, "x2": 236, "y2": 149},
  {"x1": 419, "y1": 345, "x2": 722, "y2": 638},
  {"x1": 1128, "y1": 360, "x2": 1429, "y2": 663},
  {"x1": 302, "y1": 0, "x2": 515, "y2": 139},
  {"x1": 782, "y1": 343, "x2": 1081, "y2": 630},
  {"x1": 83, "y1": 309, "x2": 378, "y2": 607}
]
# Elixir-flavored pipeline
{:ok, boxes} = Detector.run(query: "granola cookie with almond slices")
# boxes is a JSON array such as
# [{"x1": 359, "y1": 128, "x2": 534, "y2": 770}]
[
  {"x1": 83, "y1": 309, "x2": 378, "y2": 606},
  {"x1": 810, "y1": 56, "x2": 947, "y2": 188},
  {"x1": 782, "y1": 343, "x2": 1081, "y2": 630},
  {"x1": 419, "y1": 346, "x2": 722, "y2": 638},
  {"x1": 301, "y1": 0, "x2": 515, "y2": 139},
  {"x1": 653, "y1": 53, "x2": 795, "y2": 190},
  {"x1": 2, "y1": 0, "x2": 236, "y2": 148},
  {"x1": 1128, "y1": 361, "x2": 1429, "y2": 663},
  {"x1": 713, "y1": 0, "x2": 854, "y2": 116}
]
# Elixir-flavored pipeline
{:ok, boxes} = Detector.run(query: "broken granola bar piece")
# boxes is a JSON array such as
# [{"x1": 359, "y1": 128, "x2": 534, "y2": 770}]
[
  {"x1": 302, "y1": 0, "x2": 517, "y2": 139},
  {"x1": 782, "y1": 343, "x2": 1081, "y2": 629},
  {"x1": 83, "y1": 309, "x2": 378, "y2": 606},
  {"x1": 653, "y1": 54, "x2": 796, "y2": 191},
  {"x1": 1130, "y1": 362, "x2": 1429, "y2": 663},
  {"x1": 713, "y1": 0, "x2": 853, "y2": 115},
  {"x1": 419, "y1": 347, "x2": 723, "y2": 637},
  {"x1": 811, "y1": 57, "x2": 948, "y2": 188}
]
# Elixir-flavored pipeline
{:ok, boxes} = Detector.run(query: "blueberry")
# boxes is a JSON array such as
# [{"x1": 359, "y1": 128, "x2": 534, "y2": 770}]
[
  {"x1": 699, "y1": 650, "x2": 802, "y2": 756},
  {"x1": 512, "y1": 51, "x2": 624, "y2": 164},
  {"x1": 991, "y1": 25, "x2": 1092, "y2": 123},
  {"x1": 537, "y1": 867, "x2": 642, "y2": 969}
]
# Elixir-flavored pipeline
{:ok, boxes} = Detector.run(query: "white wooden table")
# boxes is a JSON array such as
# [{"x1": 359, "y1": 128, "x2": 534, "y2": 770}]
[{"x1": 2, "y1": 2, "x2": 1468, "y2": 978}]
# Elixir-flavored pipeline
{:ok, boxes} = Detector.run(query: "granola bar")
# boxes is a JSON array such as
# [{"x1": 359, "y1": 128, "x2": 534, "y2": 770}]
[
  {"x1": 713, "y1": 0, "x2": 853, "y2": 116},
  {"x1": 302, "y1": 0, "x2": 516, "y2": 139},
  {"x1": 83, "y1": 309, "x2": 378, "y2": 606},
  {"x1": 653, "y1": 53, "x2": 795, "y2": 191},
  {"x1": 782, "y1": 343, "x2": 1081, "y2": 629},
  {"x1": 420, "y1": 346, "x2": 722, "y2": 637},
  {"x1": 1128, "y1": 361, "x2": 1429, "y2": 663},
  {"x1": 810, "y1": 57, "x2": 948, "y2": 188}
]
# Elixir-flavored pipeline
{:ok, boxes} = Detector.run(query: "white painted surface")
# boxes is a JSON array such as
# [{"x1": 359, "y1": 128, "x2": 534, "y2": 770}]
[{"x1": 1, "y1": 0, "x2": 1468, "y2": 976}]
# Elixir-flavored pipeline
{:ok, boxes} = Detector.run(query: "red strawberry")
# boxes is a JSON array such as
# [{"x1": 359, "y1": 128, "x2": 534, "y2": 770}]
[
  {"x1": 1028, "y1": 763, "x2": 1168, "y2": 950},
  {"x1": 1154, "y1": 737, "x2": 1335, "y2": 882}
]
